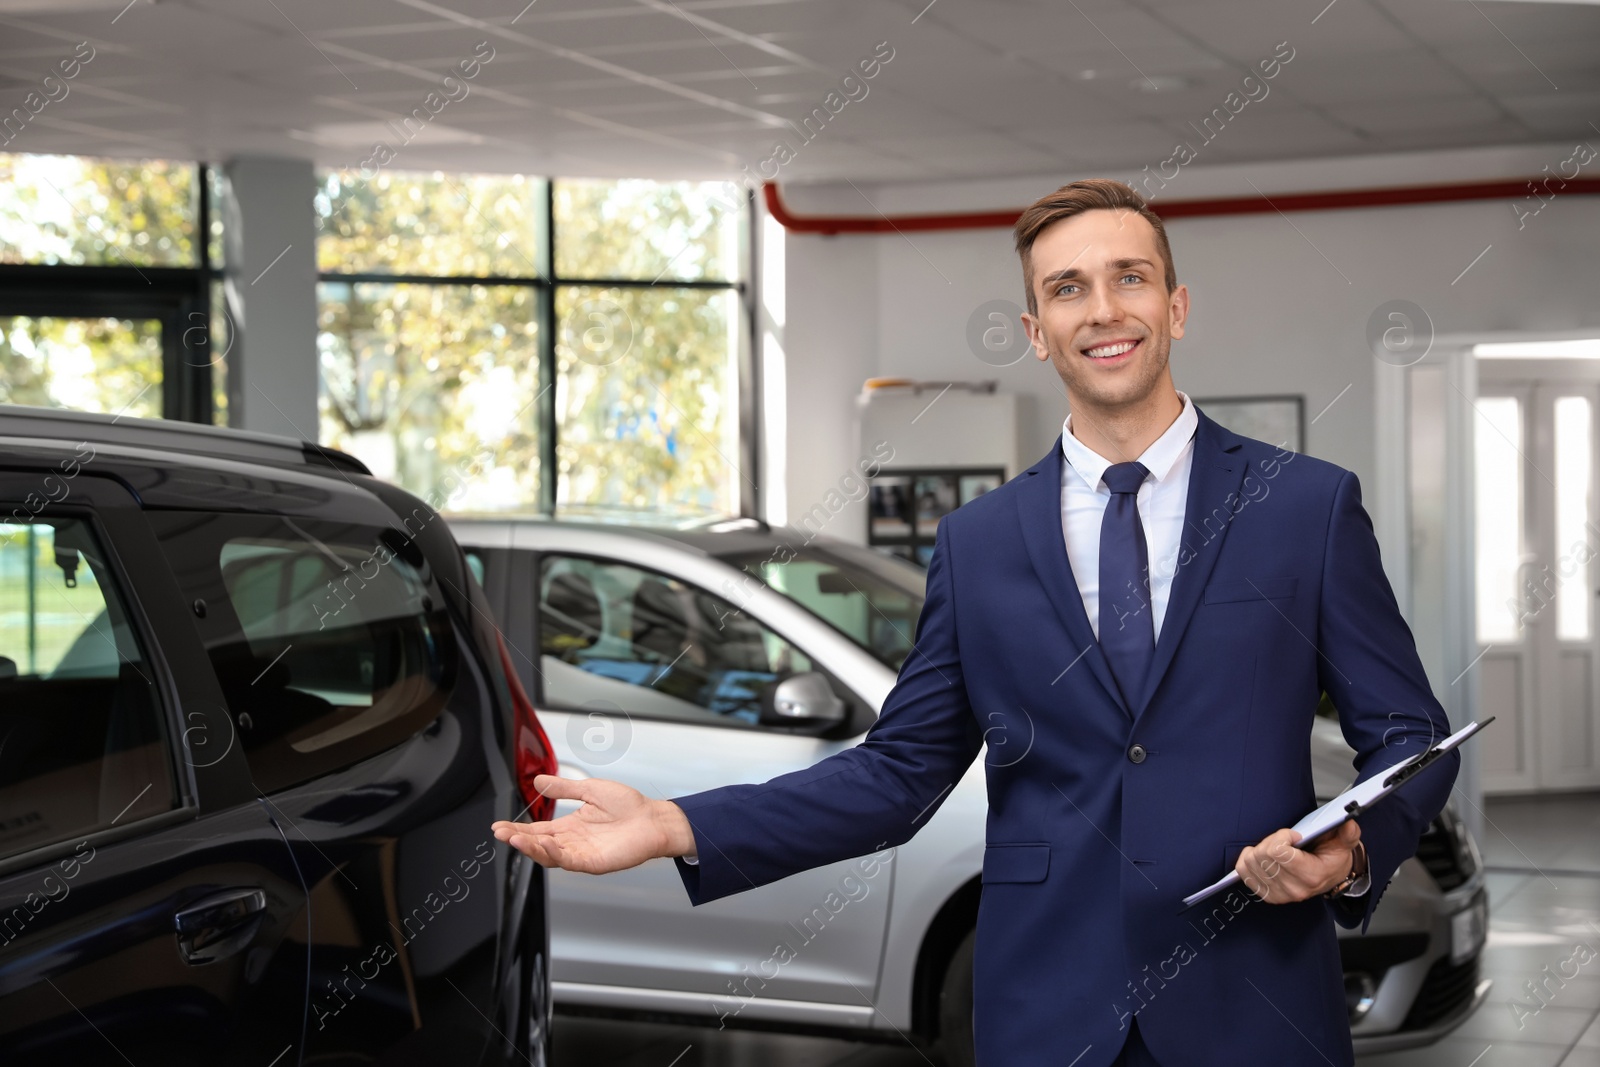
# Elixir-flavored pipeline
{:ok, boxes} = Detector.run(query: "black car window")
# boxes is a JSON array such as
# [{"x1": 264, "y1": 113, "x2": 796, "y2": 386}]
[
  {"x1": 0, "y1": 516, "x2": 178, "y2": 861},
  {"x1": 147, "y1": 512, "x2": 459, "y2": 795},
  {"x1": 537, "y1": 555, "x2": 814, "y2": 728}
]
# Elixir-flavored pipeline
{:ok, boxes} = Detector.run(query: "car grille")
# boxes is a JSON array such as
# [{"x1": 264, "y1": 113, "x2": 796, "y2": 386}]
[
  {"x1": 1402, "y1": 954, "x2": 1480, "y2": 1030},
  {"x1": 1339, "y1": 932, "x2": 1428, "y2": 976},
  {"x1": 1415, "y1": 812, "x2": 1474, "y2": 891}
]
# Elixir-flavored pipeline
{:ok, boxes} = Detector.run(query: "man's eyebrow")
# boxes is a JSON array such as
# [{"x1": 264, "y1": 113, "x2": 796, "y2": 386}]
[{"x1": 1039, "y1": 258, "x2": 1156, "y2": 288}]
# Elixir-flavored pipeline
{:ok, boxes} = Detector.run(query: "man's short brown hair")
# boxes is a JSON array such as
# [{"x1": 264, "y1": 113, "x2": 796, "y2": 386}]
[{"x1": 1012, "y1": 179, "x2": 1177, "y2": 317}]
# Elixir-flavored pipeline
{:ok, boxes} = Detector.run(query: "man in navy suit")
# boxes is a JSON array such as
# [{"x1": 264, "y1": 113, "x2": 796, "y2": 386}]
[{"x1": 493, "y1": 178, "x2": 1458, "y2": 1066}]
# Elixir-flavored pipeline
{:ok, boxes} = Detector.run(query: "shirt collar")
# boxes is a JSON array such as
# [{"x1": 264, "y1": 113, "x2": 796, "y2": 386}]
[{"x1": 1060, "y1": 390, "x2": 1198, "y2": 491}]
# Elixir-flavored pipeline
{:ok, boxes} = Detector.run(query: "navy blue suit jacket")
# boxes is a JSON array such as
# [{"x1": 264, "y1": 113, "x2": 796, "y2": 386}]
[{"x1": 673, "y1": 408, "x2": 1458, "y2": 1067}]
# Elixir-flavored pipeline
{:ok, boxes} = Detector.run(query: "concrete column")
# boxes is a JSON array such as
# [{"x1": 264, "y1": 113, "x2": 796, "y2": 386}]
[{"x1": 222, "y1": 156, "x2": 319, "y2": 440}]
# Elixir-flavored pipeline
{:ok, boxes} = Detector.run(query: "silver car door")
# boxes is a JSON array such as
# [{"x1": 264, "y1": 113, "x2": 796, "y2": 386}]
[{"x1": 534, "y1": 551, "x2": 893, "y2": 1027}]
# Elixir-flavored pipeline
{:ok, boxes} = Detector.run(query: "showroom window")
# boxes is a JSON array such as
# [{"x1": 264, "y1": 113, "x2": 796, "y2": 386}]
[
  {"x1": 315, "y1": 171, "x2": 750, "y2": 520},
  {"x1": 0, "y1": 153, "x2": 225, "y2": 424}
]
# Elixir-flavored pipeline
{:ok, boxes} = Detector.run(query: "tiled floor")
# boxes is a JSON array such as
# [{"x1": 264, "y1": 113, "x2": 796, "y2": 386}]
[
  {"x1": 552, "y1": 793, "x2": 1600, "y2": 1066},
  {"x1": 1355, "y1": 793, "x2": 1600, "y2": 1067}
]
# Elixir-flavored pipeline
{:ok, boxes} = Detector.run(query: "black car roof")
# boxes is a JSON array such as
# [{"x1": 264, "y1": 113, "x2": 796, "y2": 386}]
[{"x1": 0, "y1": 404, "x2": 371, "y2": 478}]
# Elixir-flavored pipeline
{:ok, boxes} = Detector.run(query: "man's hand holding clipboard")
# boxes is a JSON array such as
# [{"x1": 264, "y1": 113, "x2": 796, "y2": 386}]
[{"x1": 1182, "y1": 718, "x2": 1494, "y2": 911}]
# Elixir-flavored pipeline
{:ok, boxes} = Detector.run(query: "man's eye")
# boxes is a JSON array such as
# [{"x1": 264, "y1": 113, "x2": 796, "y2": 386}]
[
  {"x1": 1121, "y1": 273, "x2": 1142, "y2": 284},
  {"x1": 1055, "y1": 283, "x2": 1079, "y2": 295}
]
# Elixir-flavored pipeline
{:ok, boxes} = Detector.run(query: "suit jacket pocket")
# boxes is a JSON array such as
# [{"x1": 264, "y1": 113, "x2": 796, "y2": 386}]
[
  {"x1": 982, "y1": 842, "x2": 1050, "y2": 884},
  {"x1": 1203, "y1": 576, "x2": 1297, "y2": 604}
]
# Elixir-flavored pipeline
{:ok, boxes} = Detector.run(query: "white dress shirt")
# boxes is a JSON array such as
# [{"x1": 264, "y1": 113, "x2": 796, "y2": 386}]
[
  {"x1": 691, "y1": 388, "x2": 1366, "y2": 894},
  {"x1": 1059, "y1": 391, "x2": 1198, "y2": 642}
]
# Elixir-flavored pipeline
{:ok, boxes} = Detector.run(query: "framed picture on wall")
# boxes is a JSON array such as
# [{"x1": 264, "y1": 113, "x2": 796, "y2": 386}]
[
  {"x1": 913, "y1": 474, "x2": 959, "y2": 537},
  {"x1": 867, "y1": 465, "x2": 1005, "y2": 566},
  {"x1": 1193, "y1": 394, "x2": 1305, "y2": 453},
  {"x1": 869, "y1": 477, "x2": 914, "y2": 539}
]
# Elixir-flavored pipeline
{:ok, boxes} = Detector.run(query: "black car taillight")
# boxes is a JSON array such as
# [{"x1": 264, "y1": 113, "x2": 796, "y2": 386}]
[{"x1": 497, "y1": 630, "x2": 557, "y2": 822}]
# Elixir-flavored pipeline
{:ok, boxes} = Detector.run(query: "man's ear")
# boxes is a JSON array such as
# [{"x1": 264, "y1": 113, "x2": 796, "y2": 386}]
[
  {"x1": 1021, "y1": 311, "x2": 1048, "y2": 362},
  {"x1": 1168, "y1": 282, "x2": 1190, "y2": 342}
]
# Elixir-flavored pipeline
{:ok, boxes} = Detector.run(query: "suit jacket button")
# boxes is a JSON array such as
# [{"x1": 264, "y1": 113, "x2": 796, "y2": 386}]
[{"x1": 1128, "y1": 744, "x2": 1147, "y2": 764}]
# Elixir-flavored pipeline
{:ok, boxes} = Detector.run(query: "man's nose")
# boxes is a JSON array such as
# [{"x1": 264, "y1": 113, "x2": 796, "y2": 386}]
[{"x1": 1085, "y1": 285, "x2": 1124, "y2": 325}]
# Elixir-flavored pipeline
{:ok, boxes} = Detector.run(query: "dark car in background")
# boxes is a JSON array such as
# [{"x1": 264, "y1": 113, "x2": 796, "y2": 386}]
[{"x1": 0, "y1": 406, "x2": 556, "y2": 1066}]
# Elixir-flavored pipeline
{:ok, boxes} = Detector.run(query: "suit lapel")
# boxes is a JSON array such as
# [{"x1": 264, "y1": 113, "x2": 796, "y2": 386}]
[
  {"x1": 1129, "y1": 409, "x2": 1247, "y2": 717},
  {"x1": 1016, "y1": 437, "x2": 1132, "y2": 720}
]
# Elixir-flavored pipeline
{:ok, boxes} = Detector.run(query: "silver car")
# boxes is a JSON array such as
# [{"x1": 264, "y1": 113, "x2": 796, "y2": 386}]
[{"x1": 449, "y1": 515, "x2": 1489, "y2": 1063}]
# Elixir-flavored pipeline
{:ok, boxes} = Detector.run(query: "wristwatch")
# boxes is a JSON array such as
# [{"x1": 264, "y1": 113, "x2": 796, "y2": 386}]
[{"x1": 1324, "y1": 840, "x2": 1368, "y2": 898}]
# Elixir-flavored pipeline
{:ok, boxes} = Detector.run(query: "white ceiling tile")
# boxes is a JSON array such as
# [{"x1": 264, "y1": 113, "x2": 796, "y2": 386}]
[
  {"x1": 1326, "y1": 95, "x2": 1507, "y2": 135},
  {"x1": 1271, "y1": 51, "x2": 1474, "y2": 103},
  {"x1": 0, "y1": 0, "x2": 1588, "y2": 181},
  {"x1": 185, "y1": 0, "x2": 416, "y2": 35},
  {"x1": 1372, "y1": 0, "x2": 1600, "y2": 50},
  {"x1": 1499, "y1": 91, "x2": 1600, "y2": 137},
  {"x1": 476, "y1": 10, "x2": 688, "y2": 51},
  {"x1": 1437, "y1": 42, "x2": 1600, "y2": 96}
]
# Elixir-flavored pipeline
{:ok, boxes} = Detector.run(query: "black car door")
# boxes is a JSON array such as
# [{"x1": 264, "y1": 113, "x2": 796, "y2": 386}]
[
  {"x1": 143, "y1": 489, "x2": 522, "y2": 1065},
  {"x1": 0, "y1": 468, "x2": 308, "y2": 1065}
]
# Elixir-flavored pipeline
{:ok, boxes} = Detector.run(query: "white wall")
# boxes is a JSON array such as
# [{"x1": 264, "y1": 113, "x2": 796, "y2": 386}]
[
  {"x1": 780, "y1": 140, "x2": 1600, "y2": 542},
  {"x1": 781, "y1": 229, "x2": 881, "y2": 537}
]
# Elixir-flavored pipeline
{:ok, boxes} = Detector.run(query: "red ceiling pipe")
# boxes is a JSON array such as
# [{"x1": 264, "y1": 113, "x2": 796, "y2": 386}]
[{"x1": 762, "y1": 176, "x2": 1600, "y2": 234}]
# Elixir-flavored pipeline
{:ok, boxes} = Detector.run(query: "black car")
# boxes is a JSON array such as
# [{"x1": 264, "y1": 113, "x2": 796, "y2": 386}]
[{"x1": 0, "y1": 405, "x2": 556, "y2": 1066}]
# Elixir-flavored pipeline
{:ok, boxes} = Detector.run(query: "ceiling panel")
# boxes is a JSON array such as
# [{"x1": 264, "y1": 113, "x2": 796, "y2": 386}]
[
  {"x1": 471, "y1": 11, "x2": 689, "y2": 51},
  {"x1": 1130, "y1": 0, "x2": 1332, "y2": 67},
  {"x1": 1436, "y1": 42, "x2": 1600, "y2": 96},
  {"x1": 1500, "y1": 90, "x2": 1600, "y2": 136},
  {"x1": 1269, "y1": 50, "x2": 1477, "y2": 104},
  {"x1": 184, "y1": 0, "x2": 412, "y2": 35},
  {"x1": 1373, "y1": 0, "x2": 1600, "y2": 49},
  {"x1": 1326, "y1": 95, "x2": 1507, "y2": 136},
  {"x1": 568, "y1": 38, "x2": 786, "y2": 80},
  {"x1": 0, "y1": 0, "x2": 1588, "y2": 183}
]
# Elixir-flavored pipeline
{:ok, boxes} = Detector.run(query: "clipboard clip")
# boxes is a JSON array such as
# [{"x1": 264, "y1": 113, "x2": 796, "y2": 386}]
[{"x1": 1379, "y1": 715, "x2": 1496, "y2": 791}]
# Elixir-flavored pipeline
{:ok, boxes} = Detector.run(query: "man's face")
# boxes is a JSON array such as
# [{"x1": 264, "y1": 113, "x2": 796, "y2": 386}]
[{"x1": 1020, "y1": 208, "x2": 1188, "y2": 414}]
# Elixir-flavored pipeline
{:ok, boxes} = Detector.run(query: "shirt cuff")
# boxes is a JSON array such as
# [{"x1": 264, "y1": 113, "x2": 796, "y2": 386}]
[{"x1": 682, "y1": 853, "x2": 698, "y2": 865}]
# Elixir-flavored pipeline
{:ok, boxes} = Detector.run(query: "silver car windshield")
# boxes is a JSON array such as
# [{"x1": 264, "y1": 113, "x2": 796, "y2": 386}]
[{"x1": 718, "y1": 544, "x2": 927, "y2": 672}]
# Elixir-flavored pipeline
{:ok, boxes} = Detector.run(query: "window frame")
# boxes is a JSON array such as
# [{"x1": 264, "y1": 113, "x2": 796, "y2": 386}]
[
  {"x1": 0, "y1": 162, "x2": 218, "y2": 425},
  {"x1": 529, "y1": 549, "x2": 868, "y2": 737},
  {"x1": 0, "y1": 481, "x2": 197, "y2": 876},
  {"x1": 315, "y1": 176, "x2": 760, "y2": 520}
]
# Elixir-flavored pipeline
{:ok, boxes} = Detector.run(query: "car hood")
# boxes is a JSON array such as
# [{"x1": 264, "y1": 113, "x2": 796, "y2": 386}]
[{"x1": 1310, "y1": 715, "x2": 1362, "y2": 800}]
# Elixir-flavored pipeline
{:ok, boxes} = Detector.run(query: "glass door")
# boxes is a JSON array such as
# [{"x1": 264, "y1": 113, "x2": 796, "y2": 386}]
[{"x1": 1475, "y1": 378, "x2": 1600, "y2": 791}]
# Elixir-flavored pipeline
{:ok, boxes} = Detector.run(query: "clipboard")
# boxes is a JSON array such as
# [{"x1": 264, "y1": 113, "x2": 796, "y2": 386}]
[{"x1": 1180, "y1": 717, "x2": 1493, "y2": 910}]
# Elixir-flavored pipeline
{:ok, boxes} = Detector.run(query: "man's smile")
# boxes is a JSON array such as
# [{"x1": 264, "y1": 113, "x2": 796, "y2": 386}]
[{"x1": 1080, "y1": 337, "x2": 1142, "y2": 363}]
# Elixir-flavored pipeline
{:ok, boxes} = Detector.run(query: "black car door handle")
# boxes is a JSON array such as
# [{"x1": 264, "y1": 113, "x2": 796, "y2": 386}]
[{"x1": 174, "y1": 888, "x2": 268, "y2": 964}]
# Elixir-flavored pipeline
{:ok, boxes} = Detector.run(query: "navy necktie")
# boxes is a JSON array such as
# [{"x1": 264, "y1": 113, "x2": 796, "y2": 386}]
[{"x1": 1099, "y1": 461, "x2": 1153, "y2": 706}]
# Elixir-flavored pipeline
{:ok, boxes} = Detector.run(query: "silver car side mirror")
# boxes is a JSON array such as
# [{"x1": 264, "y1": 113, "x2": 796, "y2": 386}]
[{"x1": 760, "y1": 671, "x2": 846, "y2": 730}]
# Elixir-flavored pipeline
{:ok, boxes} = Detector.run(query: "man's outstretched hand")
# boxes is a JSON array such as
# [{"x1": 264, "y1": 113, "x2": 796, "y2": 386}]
[{"x1": 491, "y1": 774, "x2": 697, "y2": 874}]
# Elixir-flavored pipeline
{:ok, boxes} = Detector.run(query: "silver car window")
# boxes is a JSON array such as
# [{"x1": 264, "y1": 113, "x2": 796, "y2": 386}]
[
  {"x1": 717, "y1": 544, "x2": 926, "y2": 672},
  {"x1": 538, "y1": 554, "x2": 817, "y2": 728}
]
